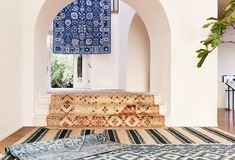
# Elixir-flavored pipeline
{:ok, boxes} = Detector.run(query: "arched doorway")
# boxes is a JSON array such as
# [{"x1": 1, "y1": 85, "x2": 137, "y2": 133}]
[
  {"x1": 126, "y1": 13, "x2": 150, "y2": 92},
  {"x1": 33, "y1": 0, "x2": 171, "y2": 124},
  {"x1": 122, "y1": 0, "x2": 171, "y2": 106}
]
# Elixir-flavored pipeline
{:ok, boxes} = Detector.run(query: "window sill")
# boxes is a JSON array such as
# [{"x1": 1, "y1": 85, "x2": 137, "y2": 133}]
[
  {"x1": 47, "y1": 88, "x2": 125, "y2": 94},
  {"x1": 47, "y1": 88, "x2": 92, "y2": 94}
]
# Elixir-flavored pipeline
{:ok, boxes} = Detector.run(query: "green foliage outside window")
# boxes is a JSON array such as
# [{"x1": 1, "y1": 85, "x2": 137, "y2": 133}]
[{"x1": 51, "y1": 54, "x2": 73, "y2": 88}]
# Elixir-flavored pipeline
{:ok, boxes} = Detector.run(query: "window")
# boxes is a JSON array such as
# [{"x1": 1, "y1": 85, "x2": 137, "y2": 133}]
[
  {"x1": 48, "y1": 32, "x2": 89, "y2": 89},
  {"x1": 51, "y1": 54, "x2": 74, "y2": 88}
]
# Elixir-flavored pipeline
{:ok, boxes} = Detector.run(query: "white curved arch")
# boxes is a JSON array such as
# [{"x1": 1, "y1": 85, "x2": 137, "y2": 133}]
[
  {"x1": 34, "y1": 0, "x2": 172, "y2": 114},
  {"x1": 127, "y1": 13, "x2": 150, "y2": 92},
  {"x1": 122, "y1": 0, "x2": 171, "y2": 107}
]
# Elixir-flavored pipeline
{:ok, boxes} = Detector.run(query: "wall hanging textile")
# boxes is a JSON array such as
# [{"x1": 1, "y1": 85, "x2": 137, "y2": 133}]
[{"x1": 53, "y1": 0, "x2": 111, "y2": 54}]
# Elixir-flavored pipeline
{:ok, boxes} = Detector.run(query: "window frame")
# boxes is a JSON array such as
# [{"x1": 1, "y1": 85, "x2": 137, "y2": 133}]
[{"x1": 47, "y1": 33, "x2": 90, "y2": 91}]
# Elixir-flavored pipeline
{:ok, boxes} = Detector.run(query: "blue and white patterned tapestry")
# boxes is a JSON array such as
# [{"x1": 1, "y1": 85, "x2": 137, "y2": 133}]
[{"x1": 53, "y1": 0, "x2": 111, "y2": 54}]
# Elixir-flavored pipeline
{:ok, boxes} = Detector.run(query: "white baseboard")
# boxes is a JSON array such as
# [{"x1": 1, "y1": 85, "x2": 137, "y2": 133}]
[
  {"x1": 33, "y1": 115, "x2": 47, "y2": 126},
  {"x1": 0, "y1": 123, "x2": 22, "y2": 141},
  {"x1": 168, "y1": 121, "x2": 218, "y2": 127}
]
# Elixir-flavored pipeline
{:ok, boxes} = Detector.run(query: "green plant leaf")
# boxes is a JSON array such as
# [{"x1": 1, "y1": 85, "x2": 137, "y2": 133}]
[
  {"x1": 225, "y1": 4, "x2": 232, "y2": 13},
  {"x1": 197, "y1": 53, "x2": 208, "y2": 68},
  {"x1": 197, "y1": 49, "x2": 209, "y2": 58},
  {"x1": 207, "y1": 17, "x2": 218, "y2": 21},
  {"x1": 197, "y1": 0, "x2": 235, "y2": 67},
  {"x1": 196, "y1": 49, "x2": 207, "y2": 53},
  {"x1": 203, "y1": 22, "x2": 214, "y2": 28}
]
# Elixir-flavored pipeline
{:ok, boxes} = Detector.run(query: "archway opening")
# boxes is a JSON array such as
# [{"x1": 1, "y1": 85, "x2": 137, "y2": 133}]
[
  {"x1": 33, "y1": 0, "x2": 171, "y2": 122},
  {"x1": 126, "y1": 13, "x2": 150, "y2": 92}
]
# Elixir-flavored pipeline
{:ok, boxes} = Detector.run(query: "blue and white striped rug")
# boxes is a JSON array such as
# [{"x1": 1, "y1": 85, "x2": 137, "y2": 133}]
[
  {"x1": 14, "y1": 127, "x2": 235, "y2": 144},
  {"x1": 2, "y1": 127, "x2": 235, "y2": 159}
]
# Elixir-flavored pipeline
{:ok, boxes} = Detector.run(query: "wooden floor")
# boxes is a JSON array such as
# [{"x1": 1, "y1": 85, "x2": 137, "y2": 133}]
[
  {"x1": 0, "y1": 108, "x2": 234, "y2": 153},
  {"x1": 218, "y1": 108, "x2": 235, "y2": 134},
  {"x1": 0, "y1": 127, "x2": 35, "y2": 153}
]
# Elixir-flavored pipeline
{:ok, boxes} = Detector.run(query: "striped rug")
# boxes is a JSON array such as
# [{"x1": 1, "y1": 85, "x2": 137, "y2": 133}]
[
  {"x1": 10, "y1": 127, "x2": 235, "y2": 145},
  {"x1": 2, "y1": 127, "x2": 235, "y2": 160}
]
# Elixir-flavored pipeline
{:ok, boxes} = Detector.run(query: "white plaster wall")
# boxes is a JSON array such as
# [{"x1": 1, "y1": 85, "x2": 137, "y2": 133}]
[
  {"x1": 22, "y1": 0, "x2": 45, "y2": 125},
  {"x1": 118, "y1": 2, "x2": 135, "y2": 90},
  {"x1": 0, "y1": 0, "x2": 23, "y2": 140},
  {"x1": 161, "y1": 0, "x2": 218, "y2": 126},
  {"x1": 218, "y1": 27, "x2": 235, "y2": 108},
  {"x1": 126, "y1": 14, "x2": 150, "y2": 92}
]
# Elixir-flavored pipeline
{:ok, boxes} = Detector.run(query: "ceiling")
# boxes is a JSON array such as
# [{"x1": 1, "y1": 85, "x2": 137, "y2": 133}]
[{"x1": 218, "y1": 0, "x2": 230, "y2": 16}]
